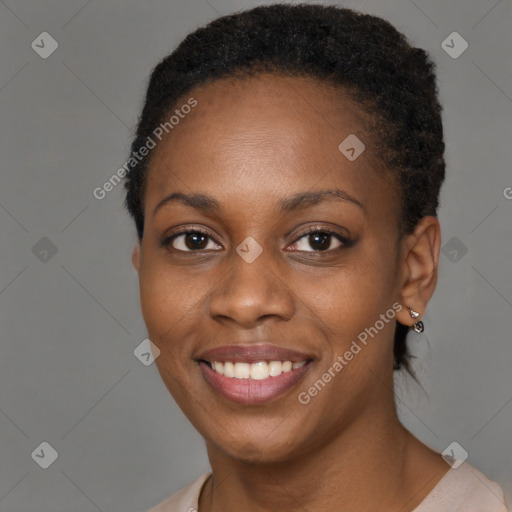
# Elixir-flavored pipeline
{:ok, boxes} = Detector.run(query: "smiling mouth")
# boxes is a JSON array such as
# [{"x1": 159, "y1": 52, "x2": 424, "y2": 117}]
[
  {"x1": 201, "y1": 359, "x2": 309, "y2": 380},
  {"x1": 198, "y1": 358, "x2": 313, "y2": 405},
  {"x1": 195, "y1": 342, "x2": 315, "y2": 404}
]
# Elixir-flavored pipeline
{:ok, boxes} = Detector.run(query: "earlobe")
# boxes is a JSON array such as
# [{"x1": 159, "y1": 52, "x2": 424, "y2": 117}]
[
  {"x1": 131, "y1": 243, "x2": 141, "y2": 272},
  {"x1": 396, "y1": 216, "x2": 441, "y2": 327}
]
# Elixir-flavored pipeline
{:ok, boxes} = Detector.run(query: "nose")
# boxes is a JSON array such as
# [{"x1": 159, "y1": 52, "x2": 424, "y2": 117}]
[{"x1": 207, "y1": 248, "x2": 295, "y2": 328}]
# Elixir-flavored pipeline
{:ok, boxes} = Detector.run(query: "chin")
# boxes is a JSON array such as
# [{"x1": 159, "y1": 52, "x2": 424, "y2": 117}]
[{"x1": 199, "y1": 414, "x2": 316, "y2": 466}]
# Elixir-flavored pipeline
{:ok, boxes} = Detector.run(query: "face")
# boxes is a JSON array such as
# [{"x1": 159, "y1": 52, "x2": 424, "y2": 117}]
[{"x1": 133, "y1": 74, "x2": 411, "y2": 463}]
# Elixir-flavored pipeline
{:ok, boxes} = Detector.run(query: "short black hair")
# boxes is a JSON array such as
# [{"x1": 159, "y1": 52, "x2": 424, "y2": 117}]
[{"x1": 124, "y1": 3, "x2": 446, "y2": 375}]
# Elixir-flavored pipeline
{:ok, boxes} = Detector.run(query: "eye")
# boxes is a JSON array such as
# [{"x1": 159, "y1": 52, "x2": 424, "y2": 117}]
[
  {"x1": 162, "y1": 228, "x2": 222, "y2": 252},
  {"x1": 288, "y1": 227, "x2": 350, "y2": 252},
  {"x1": 162, "y1": 226, "x2": 351, "y2": 253}
]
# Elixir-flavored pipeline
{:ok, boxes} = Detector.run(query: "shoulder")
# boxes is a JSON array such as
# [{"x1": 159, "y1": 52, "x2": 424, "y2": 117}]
[
  {"x1": 145, "y1": 473, "x2": 211, "y2": 512},
  {"x1": 415, "y1": 462, "x2": 509, "y2": 512}
]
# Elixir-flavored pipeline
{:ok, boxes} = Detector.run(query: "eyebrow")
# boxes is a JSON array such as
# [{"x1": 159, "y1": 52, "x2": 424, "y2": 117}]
[{"x1": 152, "y1": 188, "x2": 364, "y2": 217}]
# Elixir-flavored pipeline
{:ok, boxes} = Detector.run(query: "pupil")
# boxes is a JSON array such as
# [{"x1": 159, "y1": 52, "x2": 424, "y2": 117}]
[
  {"x1": 186, "y1": 233, "x2": 207, "y2": 250},
  {"x1": 182, "y1": 232, "x2": 332, "y2": 251},
  {"x1": 310, "y1": 233, "x2": 330, "y2": 251}
]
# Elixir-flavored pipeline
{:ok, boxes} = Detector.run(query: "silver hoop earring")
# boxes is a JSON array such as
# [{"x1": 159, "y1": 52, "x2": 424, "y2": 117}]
[{"x1": 407, "y1": 306, "x2": 424, "y2": 333}]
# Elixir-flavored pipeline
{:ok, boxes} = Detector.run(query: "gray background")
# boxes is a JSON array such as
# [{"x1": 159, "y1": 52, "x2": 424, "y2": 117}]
[{"x1": 0, "y1": 0, "x2": 511, "y2": 510}]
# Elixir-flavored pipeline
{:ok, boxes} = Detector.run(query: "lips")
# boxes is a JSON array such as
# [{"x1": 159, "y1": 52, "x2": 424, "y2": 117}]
[
  {"x1": 196, "y1": 343, "x2": 314, "y2": 405},
  {"x1": 197, "y1": 343, "x2": 313, "y2": 364}
]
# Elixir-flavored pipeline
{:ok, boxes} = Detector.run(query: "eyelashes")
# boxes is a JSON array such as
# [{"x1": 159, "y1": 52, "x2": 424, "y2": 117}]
[
  {"x1": 162, "y1": 227, "x2": 221, "y2": 252},
  {"x1": 161, "y1": 225, "x2": 353, "y2": 254},
  {"x1": 289, "y1": 227, "x2": 349, "y2": 252}
]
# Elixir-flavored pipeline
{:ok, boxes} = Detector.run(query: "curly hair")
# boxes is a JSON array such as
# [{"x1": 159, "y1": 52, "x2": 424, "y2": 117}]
[{"x1": 123, "y1": 3, "x2": 445, "y2": 375}]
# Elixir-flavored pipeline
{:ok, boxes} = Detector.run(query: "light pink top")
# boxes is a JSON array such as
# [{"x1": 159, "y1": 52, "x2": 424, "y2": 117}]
[{"x1": 146, "y1": 462, "x2": 509, "y2": 512}]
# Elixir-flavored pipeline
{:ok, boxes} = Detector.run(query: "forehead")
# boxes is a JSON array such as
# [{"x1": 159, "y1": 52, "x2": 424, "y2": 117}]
[
  {"x1": 154, "y1": 73, "x2": 371, "y2": 161},
  {"x1": 145, "y1": 73, "x2": 396, "y2": 222}
]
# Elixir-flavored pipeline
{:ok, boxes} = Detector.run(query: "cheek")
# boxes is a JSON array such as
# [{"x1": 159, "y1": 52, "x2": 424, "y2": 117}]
[
  {"x1": 297, "y1": 249, "x2": 399, "y2": 374},
  {"x1": 138, "y1": 262, "x2": 197, "y2": 361},
  {"x1": 139, "y1": 255, "x2": 201, "y2": 330},
  {"x1": 138, "y1": 263, "x2": 205, "y2": 396},
  {"x1": 304, "y1": 258, "x2": 393, "y2": 330}
]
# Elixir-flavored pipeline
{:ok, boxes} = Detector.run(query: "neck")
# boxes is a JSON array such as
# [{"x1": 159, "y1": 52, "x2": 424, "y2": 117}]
[{"x1": 200, "y1": 400, "x2": 439, "y2": 512}]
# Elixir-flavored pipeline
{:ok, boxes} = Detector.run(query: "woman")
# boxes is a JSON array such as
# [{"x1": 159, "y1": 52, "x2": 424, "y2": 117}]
[{"x1": 124, "y1": 4, "x2": 508, "y2": 511}]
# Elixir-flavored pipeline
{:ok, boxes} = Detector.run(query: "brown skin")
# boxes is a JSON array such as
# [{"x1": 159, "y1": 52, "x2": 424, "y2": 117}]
[{"x1": 132, "y1": 74, "x2": 449, "y2": 511}]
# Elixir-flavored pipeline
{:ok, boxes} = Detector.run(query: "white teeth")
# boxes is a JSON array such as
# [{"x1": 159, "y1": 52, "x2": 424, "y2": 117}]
[
  {"x1": 234, "y1": 362, "x2": 250, "y2": 379},
  {"x1": 223, "y1": 361, "x2": 235, "y2": 378},
  {"x1": 282, "y1": 361, "x2": 292, "y2": 372},
  {"x1": 268, "y1": 361, "x2": 282, "y2": 377},
  {"x1": 209, "y1": 360, "x2": 307, "y2": 379},
  {"x1": 213, "y1": 361, "x2": 224, "y2": 375},
  {"x1": 250, "y1": 361, "x2": 269, "y2": 380}
]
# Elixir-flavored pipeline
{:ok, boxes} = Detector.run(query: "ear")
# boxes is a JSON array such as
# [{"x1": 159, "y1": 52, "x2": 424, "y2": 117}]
[
  {"x1": 395, "y1": 216, "x2": 441, "y2": 327},
  {"x1": 131, "y1": 242, "x2": 141, "y2": 273}
]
